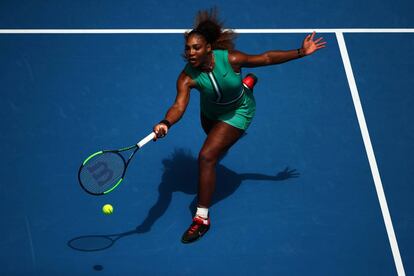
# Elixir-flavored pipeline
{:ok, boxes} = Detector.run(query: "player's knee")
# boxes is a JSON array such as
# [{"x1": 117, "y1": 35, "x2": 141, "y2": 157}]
[{"x1": 198, "y1": 149, "x2": 218, "y2": 166}]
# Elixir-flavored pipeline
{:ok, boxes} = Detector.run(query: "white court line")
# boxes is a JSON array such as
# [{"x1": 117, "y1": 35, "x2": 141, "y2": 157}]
[
  {"x1": 336, "y1": 32, "x2": 406, "y2": 276},
  {"x1": 0, "y1": 28, "x2": 414, "y2": 34}
]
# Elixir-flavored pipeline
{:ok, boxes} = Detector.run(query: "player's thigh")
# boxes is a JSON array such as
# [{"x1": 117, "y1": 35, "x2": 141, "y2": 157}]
[{"x1": 199, "y1": 121, "x2": 244, "y2": 160}]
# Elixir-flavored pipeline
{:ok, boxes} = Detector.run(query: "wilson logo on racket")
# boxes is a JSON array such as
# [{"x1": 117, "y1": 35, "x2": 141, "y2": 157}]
[{"x1": 87, "y1": 161, "x2": 114, "y2": 186}]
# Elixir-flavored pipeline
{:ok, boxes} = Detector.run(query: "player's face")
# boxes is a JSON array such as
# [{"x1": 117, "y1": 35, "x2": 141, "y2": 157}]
[{"x1": 185, "y1": 34, "x2": 211, "y2": 68}]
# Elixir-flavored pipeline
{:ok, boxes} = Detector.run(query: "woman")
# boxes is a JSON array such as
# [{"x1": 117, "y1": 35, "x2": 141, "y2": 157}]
[{"x1": 153, "y1": 9, "x2": 326, "y2": 243}]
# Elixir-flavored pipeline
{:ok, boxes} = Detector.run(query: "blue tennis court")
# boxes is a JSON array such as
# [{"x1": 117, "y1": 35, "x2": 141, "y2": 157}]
[{"x1": 1, "y1": 1, "x2": 413, "y2": 275}]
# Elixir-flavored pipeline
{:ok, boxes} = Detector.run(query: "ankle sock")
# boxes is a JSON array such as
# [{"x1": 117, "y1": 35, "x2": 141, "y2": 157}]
[{"x1": 196, "y1": 206, "x2": 209, "y2": 219}]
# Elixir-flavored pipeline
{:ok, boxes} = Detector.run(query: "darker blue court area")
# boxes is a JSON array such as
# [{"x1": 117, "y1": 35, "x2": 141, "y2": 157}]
[{"x1": 0, "y1": 1, "x2": 413, "y2": 275}]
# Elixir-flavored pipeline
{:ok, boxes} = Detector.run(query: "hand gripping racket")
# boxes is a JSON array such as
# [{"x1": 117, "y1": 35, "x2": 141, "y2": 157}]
[{"x1": 78, "y1": 132, "x2": 156, "y2": 196}]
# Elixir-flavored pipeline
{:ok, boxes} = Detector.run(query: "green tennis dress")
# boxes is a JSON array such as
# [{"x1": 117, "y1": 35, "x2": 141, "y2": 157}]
[{"x1": 184, "y1": 49, "x2": 256, "y2": 131}]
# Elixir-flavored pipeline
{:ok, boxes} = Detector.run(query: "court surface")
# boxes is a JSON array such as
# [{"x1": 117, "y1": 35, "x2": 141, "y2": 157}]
[{"x1": 1, "y1": 1, "x2": 413, "y2": 275}]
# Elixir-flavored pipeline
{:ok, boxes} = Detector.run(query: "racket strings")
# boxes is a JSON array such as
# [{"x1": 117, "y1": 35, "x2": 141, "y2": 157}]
[{"x1": 79, "y1": 152, "x2": 125, "y2": 194}]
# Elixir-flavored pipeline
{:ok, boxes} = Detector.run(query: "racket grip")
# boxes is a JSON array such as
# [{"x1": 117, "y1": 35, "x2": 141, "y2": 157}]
[{"x1": 137, "y1": 132, "x2": 156, "y2": 148}]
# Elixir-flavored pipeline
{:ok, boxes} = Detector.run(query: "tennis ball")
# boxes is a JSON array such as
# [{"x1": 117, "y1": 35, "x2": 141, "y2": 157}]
[{"x1": 102, "y1": 204, "x2": 113, "y2": 215}]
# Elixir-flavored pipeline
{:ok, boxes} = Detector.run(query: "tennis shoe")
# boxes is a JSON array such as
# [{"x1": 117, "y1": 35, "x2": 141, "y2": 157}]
[{"x1": 181, "y1": 216, "x2": 210, "y2": 243}]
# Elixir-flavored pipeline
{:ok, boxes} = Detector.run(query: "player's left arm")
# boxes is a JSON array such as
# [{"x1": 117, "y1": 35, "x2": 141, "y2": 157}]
[{"x1": 229, "y1": 32, "x2": 326, "y2": 70}]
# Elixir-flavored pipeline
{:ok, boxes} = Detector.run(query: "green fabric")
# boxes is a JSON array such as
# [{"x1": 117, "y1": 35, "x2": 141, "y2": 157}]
[{"x1": 184, "y1": 49, "x2": 256, "y2": 130}]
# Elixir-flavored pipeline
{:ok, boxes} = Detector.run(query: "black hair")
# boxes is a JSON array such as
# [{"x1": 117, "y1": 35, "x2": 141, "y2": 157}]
[{"x1": 185, "y1": 8, "x2": 237, "y2": 50}]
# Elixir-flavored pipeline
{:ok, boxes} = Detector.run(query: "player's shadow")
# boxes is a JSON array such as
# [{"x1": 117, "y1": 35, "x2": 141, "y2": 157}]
[
  {"x1": 135, "y1": 148, "x2": 299, "y2": 233},
  {"x1": 68, "y1": 147, "x2": 299, "y2": 251}
]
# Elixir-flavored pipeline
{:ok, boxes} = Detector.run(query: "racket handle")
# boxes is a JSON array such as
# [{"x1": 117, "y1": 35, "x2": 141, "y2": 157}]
[{"x1": 137, "y1": 132, "x2": 156, "y2": 148}]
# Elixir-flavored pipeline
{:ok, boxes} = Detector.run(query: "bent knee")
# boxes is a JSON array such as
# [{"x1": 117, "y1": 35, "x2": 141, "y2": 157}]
[{"x1": 198, "y1": 149, "x2": 219, "y2": 166}]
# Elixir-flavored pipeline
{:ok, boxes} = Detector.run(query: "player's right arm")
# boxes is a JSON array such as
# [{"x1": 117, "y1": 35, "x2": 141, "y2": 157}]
[{"x1": 153, "y1": 71, "x2": 195, "y2": 139}]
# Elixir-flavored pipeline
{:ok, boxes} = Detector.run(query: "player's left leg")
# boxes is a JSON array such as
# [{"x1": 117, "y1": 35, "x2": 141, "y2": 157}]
[
  {"x1": 182, "y1": 121, "x2": 244, "y2": 243},
  {"x1": 197, "y1": 122, "x2": 244, "y2": 207}
]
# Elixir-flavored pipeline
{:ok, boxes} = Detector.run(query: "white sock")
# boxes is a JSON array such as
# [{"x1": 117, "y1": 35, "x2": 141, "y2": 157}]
[{"x1": 196, "y1": 207, "x2": 209, "y2": 219}]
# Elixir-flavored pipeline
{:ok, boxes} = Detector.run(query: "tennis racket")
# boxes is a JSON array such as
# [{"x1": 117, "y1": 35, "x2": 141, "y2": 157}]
[{"x1": 78, "y1": 132, "x2": 156, "y2": 196}]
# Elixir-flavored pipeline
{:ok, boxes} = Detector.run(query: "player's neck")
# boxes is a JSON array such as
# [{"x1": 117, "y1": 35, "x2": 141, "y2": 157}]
[{"x1": 200, "y1": 53, "x2": 214, "y2": 72}]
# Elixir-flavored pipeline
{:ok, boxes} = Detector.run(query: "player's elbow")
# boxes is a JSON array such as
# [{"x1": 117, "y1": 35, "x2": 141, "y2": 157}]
[{"x1": 262, "y1": 53, "x2": 273, "y2": 65}]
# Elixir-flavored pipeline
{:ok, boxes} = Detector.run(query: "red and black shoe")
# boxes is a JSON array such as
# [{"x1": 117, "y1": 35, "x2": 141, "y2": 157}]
[
  {"x1": 242, "y1": 73, "x2": 258, "y2": 91},
  {"x1": 181, "y1": 216, "x2": 210, "y2": 244}
]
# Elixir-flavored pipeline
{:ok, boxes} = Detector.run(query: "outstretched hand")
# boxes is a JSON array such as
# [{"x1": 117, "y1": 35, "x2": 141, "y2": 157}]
[{"x1": 301, "y1": 31, "x2": 326, "y2": 56}]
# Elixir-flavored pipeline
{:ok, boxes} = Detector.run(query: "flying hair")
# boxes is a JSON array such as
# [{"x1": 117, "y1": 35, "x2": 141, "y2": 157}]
[{"x1": 185, "y1": 8, "x2": 237, "y2": 50}]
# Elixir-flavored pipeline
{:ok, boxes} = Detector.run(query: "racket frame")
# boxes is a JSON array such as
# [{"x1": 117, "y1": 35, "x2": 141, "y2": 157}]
[{"x1": 78, "y1": 132, "x2": 155, "y2": 196}]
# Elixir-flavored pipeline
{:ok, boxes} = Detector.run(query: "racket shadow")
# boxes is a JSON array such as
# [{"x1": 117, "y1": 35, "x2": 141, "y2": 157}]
[
  {"x1": 67, "y1": 229, "x2": 138, "y2": 252},
  {"x1": 67, "y1": 148, "x2": 299, "y2": 251},
  {"x1": 135, "y1": 148, "x2": 299, "y2": 233}
]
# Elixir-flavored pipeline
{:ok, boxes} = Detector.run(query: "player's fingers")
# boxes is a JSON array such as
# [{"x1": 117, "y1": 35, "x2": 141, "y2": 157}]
[
  {"x1": 315, "y1": 37, "x2": 324, "y2": 43},
  {"x1": 153, "y1": 127, "x2": 159, "y2": 141},
  {"x1": 153, "y1": 124, "x2": 163, "y2": 140},
  {"x1": 157, "y1": 125, "x2": 168, "y2": 138}
]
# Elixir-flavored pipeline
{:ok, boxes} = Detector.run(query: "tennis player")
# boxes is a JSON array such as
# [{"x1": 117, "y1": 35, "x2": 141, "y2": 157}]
[{"x1": 153, "y1": 8, "x2": 326, "y2": 243}]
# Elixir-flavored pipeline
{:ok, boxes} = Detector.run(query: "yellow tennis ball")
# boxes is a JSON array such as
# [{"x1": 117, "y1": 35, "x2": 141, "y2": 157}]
[{"x1": 102, "y1": 204, "x2": 113, "y2": 215}]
